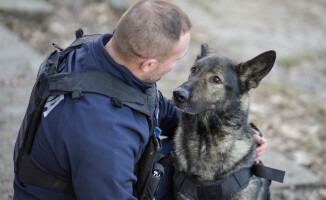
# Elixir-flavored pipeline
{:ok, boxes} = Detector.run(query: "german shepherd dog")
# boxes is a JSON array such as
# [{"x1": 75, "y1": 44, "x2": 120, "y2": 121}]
[{"x1": 172, "y1": 44, "x2": 276, "y2": 200}]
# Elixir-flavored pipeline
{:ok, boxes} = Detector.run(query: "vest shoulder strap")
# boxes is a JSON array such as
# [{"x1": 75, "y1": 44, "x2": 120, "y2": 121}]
[{"x1": 47, "y1": 71, "x2": 156, "y2": 117}]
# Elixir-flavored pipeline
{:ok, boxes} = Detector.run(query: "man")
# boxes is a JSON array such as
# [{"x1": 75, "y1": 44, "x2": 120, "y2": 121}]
[{"x1": 13, "y1": 0, "x2": 266, "y2": 199}]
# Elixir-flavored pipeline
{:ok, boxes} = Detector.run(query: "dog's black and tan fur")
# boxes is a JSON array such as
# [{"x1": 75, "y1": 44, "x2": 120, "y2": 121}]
[{"x1": 172, "y1": 44, "x2": 276, "y2": 200}]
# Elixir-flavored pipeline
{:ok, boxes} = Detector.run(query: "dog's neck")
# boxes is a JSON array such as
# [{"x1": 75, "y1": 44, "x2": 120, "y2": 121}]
[{"x1": 188, "y1": 100, "x2": 248, "y2": 135}]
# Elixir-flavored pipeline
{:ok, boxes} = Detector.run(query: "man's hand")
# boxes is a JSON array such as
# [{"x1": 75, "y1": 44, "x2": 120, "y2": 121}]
[{"x1": 254, "y1": 134, "x2": 267, "y2": 164}]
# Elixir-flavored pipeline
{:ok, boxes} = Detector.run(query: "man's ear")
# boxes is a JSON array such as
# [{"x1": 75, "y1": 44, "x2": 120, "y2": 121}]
[
  {"x1": 238, "y1": 50, "x2": 276, "y2": 92},
  {"x1": 140, "y1": 58, "x2": 158, "y2": 72},
  {"x1": 195, "y1": 43, "x2": 216, "y2": 62}
]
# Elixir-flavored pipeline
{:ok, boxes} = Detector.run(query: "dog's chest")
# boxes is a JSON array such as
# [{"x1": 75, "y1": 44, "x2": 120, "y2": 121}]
[
  {"x1": 175, "y1": 131, "x2": 231, "y2": 179},
  {"x1": 174, "y1": 117, "x2": 254, "y2": 181}
]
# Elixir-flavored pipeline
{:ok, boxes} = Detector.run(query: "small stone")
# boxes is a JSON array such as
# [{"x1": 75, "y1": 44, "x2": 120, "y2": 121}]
[
  {"x1": 104, "y1": 0, "x2": 134, "y2": 16},
  {"x1": 49, "y1": 21, "x2": 66, "y2": 36},
  {"x1": 97, "y1": 14, "x2": 108, "y2": 25},
  {"x1": 293, "y1": 150, "x2": 313, "y2": 166},
  {"x1": 279, "y1": 124, "x2": 302, "y2": 139},
  {"x1": 0, "y1": 0, "x2": 53, "y2": 17},
  {"x1": 320, "y1": 189, "x2": 326, "y2": 199}
]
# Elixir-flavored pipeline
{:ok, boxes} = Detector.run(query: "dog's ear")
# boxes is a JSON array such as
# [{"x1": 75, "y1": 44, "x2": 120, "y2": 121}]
[
  {"x1": 195, "y1": 43, "x2": 216, "y2": 61},
  {"x1": 238, "y1": 50, "x2": 276, "y2": 92}
]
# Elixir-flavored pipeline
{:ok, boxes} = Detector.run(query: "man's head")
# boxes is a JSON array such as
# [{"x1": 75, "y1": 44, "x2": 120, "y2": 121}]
[
  {"x1": 111, "y1": 0, "x2": 191, "y2": 62},
  {"x1": 107, "y1": 0, "x2": 191, "y2": 83}
]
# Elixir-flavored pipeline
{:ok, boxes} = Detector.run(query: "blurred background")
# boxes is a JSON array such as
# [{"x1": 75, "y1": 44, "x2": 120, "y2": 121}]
[{"x1": 0, "y1": 0, "x2": 325, "y2": 199}]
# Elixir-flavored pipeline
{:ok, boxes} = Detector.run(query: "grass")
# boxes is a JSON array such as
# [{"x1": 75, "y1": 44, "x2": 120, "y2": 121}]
[
  {"x1": 278, "y1": 53, "x2": 315, "y2": 68},
  {"x1": 267, "y1": 81, "x2": 325, "y2": 121}
]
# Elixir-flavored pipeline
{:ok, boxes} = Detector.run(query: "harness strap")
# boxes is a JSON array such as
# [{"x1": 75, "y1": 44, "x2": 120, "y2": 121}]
[
  {"x1": 252, "y1": 164, "x2": 285, "y2": 183},
  {"x1": 158, "y1": 151, "x2": 175, "y2": 167},
  {"x1": 58, "y1": 34, "x2": 101, "y2": 61},
  {"x1": 18, "y1": 151, "x2": 74, "y2": 195},
  {"x1": 198, "y1": 168, "x2": 251, "y2": 200},
  {"x1": 174, "y1": 168, "x2": 252, "y2": 200},
  {"x1": 174, "y1": 164, "x2": 285, "y2": 200}
]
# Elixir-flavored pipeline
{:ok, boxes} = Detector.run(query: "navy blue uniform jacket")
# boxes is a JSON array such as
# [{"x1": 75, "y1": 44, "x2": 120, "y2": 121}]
[{"x1": 14, "y1": 34, "x2": 179, "y2": 199}]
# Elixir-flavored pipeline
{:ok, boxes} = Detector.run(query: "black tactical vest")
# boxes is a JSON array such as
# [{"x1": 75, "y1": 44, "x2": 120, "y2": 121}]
[{"x1": 13, "y1": 29, "x2": 164, "y2": 200}]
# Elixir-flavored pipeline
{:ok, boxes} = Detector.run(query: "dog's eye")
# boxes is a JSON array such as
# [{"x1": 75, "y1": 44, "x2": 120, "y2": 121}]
[
  {"x1": 211, "y1": 76, "x2": 221, "y2": 84},
  {"x1": 190, "y1": 67, "x2": 196, "y2": 75}
]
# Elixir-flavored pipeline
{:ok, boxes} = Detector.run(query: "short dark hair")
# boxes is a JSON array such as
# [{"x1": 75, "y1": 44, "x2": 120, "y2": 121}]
[{"x1": 111, "y1": 0, "x2": 191, "y2": 62}]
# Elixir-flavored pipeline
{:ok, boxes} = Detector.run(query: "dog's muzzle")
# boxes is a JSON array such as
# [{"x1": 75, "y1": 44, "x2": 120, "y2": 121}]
[
  {"x1": 173, "y1": 87, "x2": 189, "y2": 103},
  {"x1": 172, "y1": 86, "x2": 207, "y2": 114}
]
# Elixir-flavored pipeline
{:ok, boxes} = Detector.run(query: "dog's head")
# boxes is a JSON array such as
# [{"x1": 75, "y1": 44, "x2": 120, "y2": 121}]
[{"x1": 172, "y1": 43, "x2": 276, "y2": 114}]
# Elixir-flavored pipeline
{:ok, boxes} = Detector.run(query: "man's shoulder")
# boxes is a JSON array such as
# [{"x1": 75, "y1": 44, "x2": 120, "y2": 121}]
[{"x1": 56, "y1": 92, "x2": 146, "y2": 123}]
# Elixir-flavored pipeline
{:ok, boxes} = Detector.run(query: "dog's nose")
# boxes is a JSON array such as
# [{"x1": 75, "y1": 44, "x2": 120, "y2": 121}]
[{"x1": 173, "y1": 88, "x2": 189, "y2": 103}]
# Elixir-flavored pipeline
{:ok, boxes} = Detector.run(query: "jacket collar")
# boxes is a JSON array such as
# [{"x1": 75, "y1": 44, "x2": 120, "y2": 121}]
[{"x1": 92, "y1": 34, "x2": 154, "y2": 92}]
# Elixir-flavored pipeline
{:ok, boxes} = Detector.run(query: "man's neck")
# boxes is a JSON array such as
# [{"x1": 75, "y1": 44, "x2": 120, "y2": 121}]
[
  {"x1": 105, "y1": 40, "x2": 128, "y2": 67},
  {"x1": 104, "y1": 40, "x2": 145, "y2": 80}
]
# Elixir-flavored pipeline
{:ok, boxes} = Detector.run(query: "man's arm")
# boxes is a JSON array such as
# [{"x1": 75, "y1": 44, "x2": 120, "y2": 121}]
[
  {"x1": 157, "y1": 91, "x2": 180, "y2": 138},
  {"x1": 61, "y1": 94, "x2": 149, "y2": 199}
]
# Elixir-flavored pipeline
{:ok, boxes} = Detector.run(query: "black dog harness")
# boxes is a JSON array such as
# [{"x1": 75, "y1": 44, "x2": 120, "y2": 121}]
[{"x1": 173, "y1": 164, "x2": 285, "y2": 200}]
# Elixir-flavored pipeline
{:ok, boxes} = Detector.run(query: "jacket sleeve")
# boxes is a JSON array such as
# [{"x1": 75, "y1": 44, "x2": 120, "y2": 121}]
[
  {"x1": 59, "y1": 93, "x2": 149, "y2": 200},
  {"x1": 158, "y1": 91, "x2": 180, "y2": 138}
]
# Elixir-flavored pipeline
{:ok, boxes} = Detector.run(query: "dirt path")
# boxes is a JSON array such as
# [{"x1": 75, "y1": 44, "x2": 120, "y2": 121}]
[{"x1": 1, "y1": 0, "x2": 325, "y2": 199}]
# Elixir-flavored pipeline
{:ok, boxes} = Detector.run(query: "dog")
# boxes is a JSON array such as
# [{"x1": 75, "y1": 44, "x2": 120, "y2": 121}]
[{"x1": 172, "y1": 43, "x2": 276, "y2": 200}]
